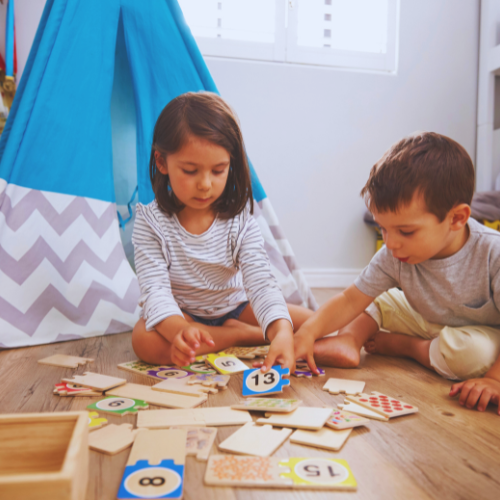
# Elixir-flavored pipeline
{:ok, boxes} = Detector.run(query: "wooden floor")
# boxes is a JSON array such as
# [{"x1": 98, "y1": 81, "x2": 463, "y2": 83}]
[{"x1": 1, "y1": 288, "x2": 500, "y2": 500}]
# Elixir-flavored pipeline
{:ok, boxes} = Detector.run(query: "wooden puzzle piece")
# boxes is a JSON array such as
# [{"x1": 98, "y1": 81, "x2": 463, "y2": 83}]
[
  {"x1": 206, "y1": 352, "x2": 248, "y2": 375},
  {"x1": 88, "y1": 411, "x2": 108, "y2": 430},
  {"x1": 222, "y1": 346, "x2": 268, "y2": 359},
  {"x1": 54, "y1": 381, "x2": 102, "y2": 397},
  {"x1": 38, "y1": 354, "x2": 94, "y2": 369},
  {"x1": 62, "y1": 372, "x2": 126, "y2": 391},
  {"x1": 171, "y1": 426, "x2": 217, "y2": 461},
  {"x1": 322, "y1": 378, "x2": 365, "y2": 395},
  {"x1": 338, "y1": 400, "x2": 389, "y2": 421},
  {"x1": 187, "y1": 373, "x2": 230, "y2": 389},
  {"x1": 182, "y1": 355, "x2": 216, "y2": 374},
  {"x1": 118, "y1": 360, "x2": 193, "y2": 381},
  {"x1": 118, "y1": 429, "x2": 187, "y2": 499},
  {"x1": 204, "y1": 455, "x2": 357, "y2": 490},
  {"x1": 290, "y1": 427, "x2": 352, "y2": 451},
  {"x1": 87, "y1": 396, "x2": 149, "y2": 416},
  {"x1": 231, "y1": 398, "x2": 302, "y2": 413},
  {"x1": 292, "y1": 363, "x2": 326, "y2": 378},
  {"x1": 107, "y1": 383, "x2": 207, "y2": 409},
  {"x1": 326, "y1": 409, "x2": 370, "y2": 430},
  {"x1": 218, "y1": 422, "x2": 292, "y2": 457},
  {"x1": 256, "y1": 407, "x2": 332, "y2": 430},
  {"x1": 345, "y1": 391, "x2": 418, "y2": 418},
  {"x1": 89, "y1": 423, "x2": 140, "y2": 455},
  {"x1": 137, "y1": 407, "x2": 253, "y2": 429},
  {"x1": 242, "y1": 366, "x2": 290, "y2": 397},
  {"x1": 152, "y1": 377, "x2": 216, "y2": 397}
]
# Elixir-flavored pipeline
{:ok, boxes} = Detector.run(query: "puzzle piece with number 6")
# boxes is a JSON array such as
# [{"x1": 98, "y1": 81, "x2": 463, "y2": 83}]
[
  {"x1": 345, "y1": 391, "x2": 418, "y2": 418},
  {"x1": 87, "y1": 396, "x2": 149, "y2": 416},
  {"x1": 118, "y1": 360, "x2": 194, "y2": 381},
  {"x1": 206, "y1": 352, "x2": 248, "y2": 374},
  {"x1": 242, "y1": 366, "x2": 290, "y2": 397}
]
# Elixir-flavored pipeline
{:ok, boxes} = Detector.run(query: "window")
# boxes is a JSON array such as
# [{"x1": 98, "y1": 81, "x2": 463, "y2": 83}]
[{"x1": 178, "y1": 0, "x2": 399, "y2": 73}]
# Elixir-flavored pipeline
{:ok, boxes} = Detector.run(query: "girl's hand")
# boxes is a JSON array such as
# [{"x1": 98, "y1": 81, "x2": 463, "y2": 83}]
[
  {"x1": 171, "y1": 326, "x2": 215, "y2": 367},
  {"x1": 293, "y1": 331, "x2": 319, "y2": 375},
  {"x1": 449, "y1": 377, "x2": 500, "y2": 414},
  {"x1": 261, "y1": 329, "x2": 296, "y2": 374}
]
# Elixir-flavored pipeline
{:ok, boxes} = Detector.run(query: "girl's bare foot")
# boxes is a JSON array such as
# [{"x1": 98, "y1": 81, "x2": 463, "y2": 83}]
[
  {"x1": 312, "y1": 334, "x2": 361, "y2": 368},
  {"x1": 222, "y1": 319, "x2": 266, "y2": 346}
]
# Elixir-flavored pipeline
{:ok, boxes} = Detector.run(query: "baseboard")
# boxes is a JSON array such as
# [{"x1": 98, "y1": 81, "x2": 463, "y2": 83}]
[{"x1": 302, "y1": 268, "x2": 363, "y2": 288}]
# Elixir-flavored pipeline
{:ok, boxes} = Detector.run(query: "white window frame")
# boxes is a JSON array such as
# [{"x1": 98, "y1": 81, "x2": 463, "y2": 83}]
[{"x1": 187, "y1": 0, "x2": 400, "y2": 73}]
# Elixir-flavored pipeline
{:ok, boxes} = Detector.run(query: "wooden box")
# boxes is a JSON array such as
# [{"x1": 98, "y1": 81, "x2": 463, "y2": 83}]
[{"x1": 0, "y1": 411, "x2": 89, "y2": 500}]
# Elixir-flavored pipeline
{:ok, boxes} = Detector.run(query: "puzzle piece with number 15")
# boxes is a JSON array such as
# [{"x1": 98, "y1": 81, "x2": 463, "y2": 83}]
[{"x1": 242, "y1": 366, "x2": 290, "y2": 397}]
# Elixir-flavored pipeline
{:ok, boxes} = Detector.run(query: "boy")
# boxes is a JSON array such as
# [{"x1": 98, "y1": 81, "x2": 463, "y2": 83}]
[{"x1": 295, "y1": 132, "x2": 500, "y2": 414}]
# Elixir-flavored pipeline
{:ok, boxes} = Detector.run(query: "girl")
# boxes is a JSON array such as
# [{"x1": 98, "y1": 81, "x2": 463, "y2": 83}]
[{"x1": 131, "y1": 92, "x2": 312, "y2": 373}]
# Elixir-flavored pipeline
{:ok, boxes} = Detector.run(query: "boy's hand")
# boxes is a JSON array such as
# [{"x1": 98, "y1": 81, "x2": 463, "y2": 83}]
[
  {"x1": 171, "y1": 326, "x2": 215, "y2": 367},
  {"x1": 258, "y1": 329, "x2": 295, "y2": 374},
  {"x1": 449, "y1": 377, "x2": 500, "y2": 414},
  {"x1": 293, "y1": 331, "x2": 320, "y2": 375}
]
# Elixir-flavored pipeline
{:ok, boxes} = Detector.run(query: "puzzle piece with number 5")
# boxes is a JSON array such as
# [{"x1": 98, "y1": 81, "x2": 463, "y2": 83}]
[
  {"x1": 242, "y1": 366, "x2": 290, "y2": 397},
  {"x1": 87, "y1": 396, "x2": 149, "y2": 416},
  {"x1": 206, "y1": 352, "x2": 248, "y2": 374}
]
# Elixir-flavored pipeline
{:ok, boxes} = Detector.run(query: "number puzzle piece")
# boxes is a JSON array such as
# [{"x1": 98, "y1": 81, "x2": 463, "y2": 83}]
[
  {"x1": 345, "y1": 391, "x2": 418, "y2": 418},
  {"x1": 256, "y1": 407, "x2": 332, "y2": 430},
  {"x1": 38, "y1": 354, "x2": 94, "y2": 368},
  {"x1": 338, "y1": 400, "x2": 389, "y2": 421},
  {"x1": 292, "y1": 363, "x2": 326, "y2": 378},
  {"x1": 242, "y1": 366, "x2": 290, "y2": 397},
  {"x1": 87, "y1": 397, "x2": 149, "y2": 416},
  {"x1": 206, "y1": 352, "x2": 248, "y2": 374},
  {"x1": 232, "y1": 398, "x2": 302, "y2": 413},
  {"x1": 171, "y1": 426, "x2": 217, "y2": 461},
  {"x1": 326, "y1": 409, "x2": 370, "y2": 430},
  {"x1": 88, "y1": 411, "x2": 108, "y2": 430},
  {"x1": 118, "y1": 429, "x2": 186, "y2": 500},
  {"x1": 290, "y1": 427, "x2": 352, "y2": 451},
  {"x1": 187, "y1": 373, "x2": 230, "y2": 389},
  {"x1": 182, "y1": 356, "x2": 217, "y2": 374},
  {"x1": 118, "y1": 360, "x2": 193, "y2": 380},
  {"x1": 152, "y1": 377, "x2": 216, "y2": 397},
  {"x1": 62, "y1": 372, "x2": 126, "y2": 391},
  {"x1": 54, "y1": 381, "x2": 102, "y2": 397},
  {"x1": 279, "y1": 458, "x2": 357, "y2": 490},
  {"x1": 322, "y1": 378, "x2": 365, "y2": 395},
  {"x1": 89, "y1": 423, "x2": 140, "y2": 455}
]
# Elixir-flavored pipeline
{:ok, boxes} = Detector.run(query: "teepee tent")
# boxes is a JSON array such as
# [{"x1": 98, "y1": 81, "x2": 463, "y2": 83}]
[{"x1": 0, "y1": 0, "x2": 317, "y2": 348}]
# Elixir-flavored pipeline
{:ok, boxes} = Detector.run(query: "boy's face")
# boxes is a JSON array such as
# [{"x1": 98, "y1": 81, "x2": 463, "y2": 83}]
[{"x1": 372, "y1": 193, "x2": 469, "y2": 264}]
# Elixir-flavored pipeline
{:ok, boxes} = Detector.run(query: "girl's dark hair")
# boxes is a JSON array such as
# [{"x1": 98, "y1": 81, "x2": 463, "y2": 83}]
[{"x1": 149, "y1": 91, "x2": 253, "y2": 218}]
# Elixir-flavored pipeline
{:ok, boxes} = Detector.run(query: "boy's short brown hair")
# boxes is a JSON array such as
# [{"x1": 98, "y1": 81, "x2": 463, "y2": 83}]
[
  {"x1": 361, "y1": 132, "x2": 474, "y2": 221},
  {"x1": 150, "y1": 91, "x2": 253, "y2": 218}
]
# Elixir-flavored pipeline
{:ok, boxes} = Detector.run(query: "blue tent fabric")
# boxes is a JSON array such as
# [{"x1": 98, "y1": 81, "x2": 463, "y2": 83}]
[{"x1": 0, "y1": 0, "x2": 316, "y2": 348}]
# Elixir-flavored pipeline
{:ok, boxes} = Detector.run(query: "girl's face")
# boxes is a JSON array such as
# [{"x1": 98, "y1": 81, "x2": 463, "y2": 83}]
[{"x1": 155, "y1": 135, "x2": 230, "y2": 214}]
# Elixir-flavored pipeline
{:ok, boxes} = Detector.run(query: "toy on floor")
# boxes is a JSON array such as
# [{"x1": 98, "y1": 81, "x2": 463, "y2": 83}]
[
  {"x1": 171, "y1": 426, "x2": 217, "y2": 461},
  {"x1": 88, "y1": 411, "x2": 108, "y2": 430},
  {"x1": 89, "y1": 423, "x2": 140, "y2": 455},
  {"x1": 205, "y1": 455, "x2": 357, "y2": 490},
  {"x1": 87, "y1": 397, "x2": 149, "y2": 416},
  {"x1": 38, "y1": 354, "x2": 94, "y2": 369},
  {"x1": 62, "y1": 372, "x2": 126, "y2": 391},
  {"x1": 256, "y1": 407, "x2": 332, "y2": 430},
  {"x1": 345, "y1": 391, "x2": 418, "y2": 418},
  {"x1": 118, "y1": 360, "x2": 194, "y2": 381},
  {"x1": 223, "y1": 346, "x2": 269, "y2": 359},
  {"x1": 152, "y1": 377, "x2": 217, "y2": 397},
  {"x1": 206, "y1": 352, "x2": 248, "y2": 374},
  {"x1": 118, "y1": 429, "x2": 186, "y2": 500},
  {"x1": 137, "y1": 407, "x2": 253, "y2": 429},
  {"x1": 107, "y1": 383, "x2": 207, "y2": 409},
  {"x1": 323, "y1": 378, "x2": 365, "y2": 395},
  {"x1": 290, "y1": 427, "x2": 352, "y2": 451},
  {"x1": 187, "y1": 373, "x2": 230, "y2": 390},
  {"x1": 326, "y1": 409, "x2": 370, "y2": 430},
  {"x1": 242, "y1": 366, "x2": 290, "y2": 397},
  {"x1": 54, "y1": 381, "x2": 102, "y2": 397},
  {"x1": 292, "y1": 362, "x2": 326, "y2": 378},
  {"x1": 338, "y1": 400, "x2": 389, "y2": 421},
  {"x1": 231, "y1": 398, "x2": 302, "y2": 413},
  {"x1": 182, "y1": 355, "x2": 217, "y2": 374},
  {"x1": 218, "y1": 422, "x2": 292, "y2": 457}
]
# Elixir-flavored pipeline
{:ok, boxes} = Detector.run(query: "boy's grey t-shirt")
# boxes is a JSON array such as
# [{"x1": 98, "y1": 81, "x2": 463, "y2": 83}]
[{"x1": 354, "y1": 218, "x2": 500, "y2": 327}]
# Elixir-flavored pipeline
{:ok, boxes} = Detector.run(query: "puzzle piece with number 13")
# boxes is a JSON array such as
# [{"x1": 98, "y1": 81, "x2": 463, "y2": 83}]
[{"x1": 242, "y1": 366, "x2": 290, "y2": 397}]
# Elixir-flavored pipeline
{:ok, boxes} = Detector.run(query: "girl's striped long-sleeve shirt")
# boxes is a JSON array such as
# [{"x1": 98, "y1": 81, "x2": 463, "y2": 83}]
[{"x1": 132, "y1": 200, "x2": 292, "y2": 337}]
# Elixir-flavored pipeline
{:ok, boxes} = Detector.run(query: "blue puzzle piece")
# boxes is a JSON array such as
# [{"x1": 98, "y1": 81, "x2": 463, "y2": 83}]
[
  {"x1": 117, "y1": 459, "x2": 184, "y2": 499},
  {"x1": 242, "y1": 365, "x2": 290, "y2": 397}
]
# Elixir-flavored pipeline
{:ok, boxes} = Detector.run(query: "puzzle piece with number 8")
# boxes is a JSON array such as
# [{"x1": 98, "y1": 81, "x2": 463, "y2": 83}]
[
  {"x1": 345, "y1": 391, "x2": 418, "y2": 418},
  {"x1": 206, "y1": 352, "x2": 248, "y2": 374},
  {"x1": 242, "y1": 366, "x2": 290, "y2": 397},
  {"x1": 87, "y1": 396, "x2": 149, "y2": 416}
]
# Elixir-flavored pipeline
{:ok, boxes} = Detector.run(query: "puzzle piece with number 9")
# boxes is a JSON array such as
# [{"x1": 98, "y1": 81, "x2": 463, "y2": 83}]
[
  {"x1": 87, "y1": 397, "x2": 149, "y2": 416},
  {"x1": 242, "y1": 366, "x2": 290, "y2": 397}
]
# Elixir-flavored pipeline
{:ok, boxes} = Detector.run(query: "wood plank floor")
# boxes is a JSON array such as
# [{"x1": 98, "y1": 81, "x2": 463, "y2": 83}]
[{"x1": 1, "y1": 289, "x2": 499, "y2": 500}]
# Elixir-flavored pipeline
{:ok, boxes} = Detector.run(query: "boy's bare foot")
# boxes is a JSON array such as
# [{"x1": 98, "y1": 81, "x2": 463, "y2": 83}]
[{"x1": 312, "y1": 334, "x2": 361, "y2": 368}]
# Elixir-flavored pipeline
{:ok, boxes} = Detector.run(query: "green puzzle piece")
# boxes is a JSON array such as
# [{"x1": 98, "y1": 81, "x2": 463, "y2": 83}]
[{"x1": 87, "y1": 396, "x2": 149, "y2": 415}]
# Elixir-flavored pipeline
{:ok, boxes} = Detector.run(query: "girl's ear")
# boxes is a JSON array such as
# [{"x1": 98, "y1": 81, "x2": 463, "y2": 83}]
[{"x1": 155, "y1": 151, "x2": 168, "y2": 175}]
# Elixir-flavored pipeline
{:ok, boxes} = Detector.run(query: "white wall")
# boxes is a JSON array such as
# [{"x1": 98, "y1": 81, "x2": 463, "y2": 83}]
[{"x1": 2, "y1": 0, "x2": 479, "y2": 286}]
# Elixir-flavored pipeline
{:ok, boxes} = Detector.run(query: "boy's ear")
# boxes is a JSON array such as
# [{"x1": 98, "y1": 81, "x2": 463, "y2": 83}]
[
  {"x1": 450, "y1": 203, "x2": 471, "y2": 230},
  {"x1": 155, "y1": 151, "x2": 168, "y2": 175}
]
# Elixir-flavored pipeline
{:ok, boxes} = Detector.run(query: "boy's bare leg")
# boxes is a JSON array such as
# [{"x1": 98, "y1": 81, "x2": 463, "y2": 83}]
[
  {"x1": 312, "y1": 312, "x2": 379, "y2": 368},
  {"x1": 364, "y1": 332, "x2": 433, "y2": 370},
  {"x1": 237, "y1": 303, "x2": 314, "y2": 330}
]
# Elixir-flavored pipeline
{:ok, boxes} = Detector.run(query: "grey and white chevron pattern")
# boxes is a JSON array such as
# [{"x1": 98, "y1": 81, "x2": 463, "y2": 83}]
[{"x1": 0, "y1": 181, "x2": 140, "y2": 348}]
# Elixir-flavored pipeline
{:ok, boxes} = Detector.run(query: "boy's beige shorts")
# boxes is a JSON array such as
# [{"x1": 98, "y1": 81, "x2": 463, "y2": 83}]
[{"x1": 365, "y1": 288, "x2": 500, "y2": 381}]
